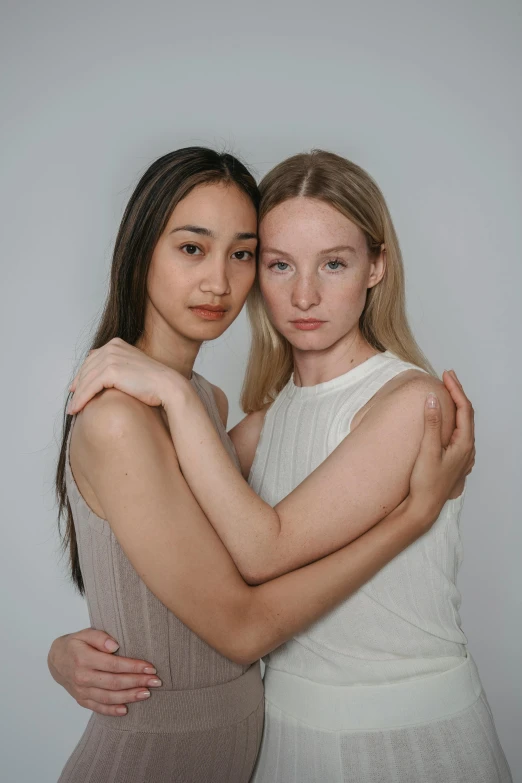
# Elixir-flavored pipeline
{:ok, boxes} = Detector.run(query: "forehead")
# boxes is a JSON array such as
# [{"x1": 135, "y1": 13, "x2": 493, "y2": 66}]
[
  {"x1": 260, "y1": 197, "x2": 363, "y2": 247},
  {"x1": 167, "y1": 182, "x2": 257, "y2": 229}
]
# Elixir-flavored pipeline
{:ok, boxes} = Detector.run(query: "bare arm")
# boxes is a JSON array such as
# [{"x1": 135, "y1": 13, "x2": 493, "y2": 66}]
[
  {"x1": 160, "y1": 372, "x2": 462, "y2": 583},
  {"x1": 67, "y1": 341, "x2": 474, "y2": 584},
  {"x1": 70, "y1": 389, "x2": 445, "y2": 666}
]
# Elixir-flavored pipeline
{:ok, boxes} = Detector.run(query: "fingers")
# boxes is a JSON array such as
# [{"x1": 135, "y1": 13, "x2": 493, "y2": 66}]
[
  {"x1": 70, "y1": 628, "x2": 120, "y2": 653},
  {"x1": 75, "y1": 665, "x2": 162, "y2": 691},
  {"x1": 79, "y1": 685, "x2": 154, "y2": 706},
  {"x1": 72, "y1": 645, "x2": 157, "y2": 677},
  {"x1": 67, "y1": 629, "x2": 157, "y2": 675},
  {"x1": 419, "y1": 393, "x2": 443, "y2": 459},
  {"x1": 442, "y1": 370, "x2": 474, "y2": 450},
  {"x1": 67, "y1": 341, "x2": 134, "y2": 413},
  {"x1": 68, "y1": 372, "x2": 112, "y2": 414},
  {"x1": 79, "y1": 699, "x2": 129, "y2": 717}
]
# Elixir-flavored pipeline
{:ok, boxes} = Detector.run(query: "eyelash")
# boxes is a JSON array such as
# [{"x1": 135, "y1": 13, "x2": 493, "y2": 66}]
[
  {"x1": 180, "y1": 244, "x2": 254, "y2": 261},
  {"x1": 268, "y1": 259, "x2": 347, "y2": 273}
]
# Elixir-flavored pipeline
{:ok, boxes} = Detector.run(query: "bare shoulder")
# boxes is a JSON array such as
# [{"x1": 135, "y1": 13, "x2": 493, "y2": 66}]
[
  {"x1": 209, "y1": 383, "x2": 229, "y2": 427},
  {"x1": 229, "y1": 406, "x2": 270, "y2": 479},
  {"x1": 359, "y1": 369, "x2": 456, "y2": 446},
  {"x1": 69, "y1": 390, "x2": 172, "y2": 518},
  {"x1": 72, "y1": 389, "x2": 168, "y2": 457}
]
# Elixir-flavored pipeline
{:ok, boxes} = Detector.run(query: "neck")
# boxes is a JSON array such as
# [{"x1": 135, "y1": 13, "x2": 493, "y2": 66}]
[
  {"x1": 136, "y1": 303, "x2": 201, "y2": 378},
  {"x1": 292, "y1": 328, "x2": 379, "y2": 387}
]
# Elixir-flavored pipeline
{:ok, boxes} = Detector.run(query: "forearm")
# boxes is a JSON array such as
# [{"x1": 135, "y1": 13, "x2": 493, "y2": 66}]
[
  {"x1": 239, "y1": 496, "x2": 429, "y2": 662},
  {"x1": 163, "y1": 380, "x2": 433, "y2": 585},
  {"x1": 164, "y1": 381, "x2": 281, "y2": 578}
]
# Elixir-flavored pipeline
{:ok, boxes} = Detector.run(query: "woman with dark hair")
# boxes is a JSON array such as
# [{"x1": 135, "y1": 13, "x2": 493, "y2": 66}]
[{"x1": 52, "y1": 147, "x2": 475, "y2": 782}]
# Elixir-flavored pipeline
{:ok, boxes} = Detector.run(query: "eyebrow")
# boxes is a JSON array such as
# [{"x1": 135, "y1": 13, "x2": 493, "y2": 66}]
[
  {"x1": 261, "y1": 244, "x2": 357, "y2": 257},
  {"x1": 170, "y1": 225, "x2": 257, "y2": 241},
  {"x1": 320, "y1": 244, "x2": 357, "y2": 255}
]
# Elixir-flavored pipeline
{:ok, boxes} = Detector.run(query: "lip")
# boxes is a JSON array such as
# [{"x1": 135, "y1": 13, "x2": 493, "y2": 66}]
[
  {"x1": 290, "y1": 319, "x2": 326, "y2": 331},
  {"x1": 190, "y1": 305, "x2": 228, "y2": 321}
]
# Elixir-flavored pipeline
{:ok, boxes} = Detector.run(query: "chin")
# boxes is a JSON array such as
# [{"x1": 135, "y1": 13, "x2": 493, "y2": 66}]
[
  {"x1": 284, "y1": 333, "x2": 332, "y2": 352},
  {"x1": 184, "y1": 314, "x2": 239, "y2": 343}
]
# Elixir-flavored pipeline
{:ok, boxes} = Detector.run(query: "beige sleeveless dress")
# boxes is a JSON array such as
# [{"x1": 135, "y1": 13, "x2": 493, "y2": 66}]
[{"x1": 58, "y1": 372, "x2": 264, "y2": 783}]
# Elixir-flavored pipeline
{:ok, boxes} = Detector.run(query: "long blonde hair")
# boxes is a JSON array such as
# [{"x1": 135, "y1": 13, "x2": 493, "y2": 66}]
[{"x1": 241, "y1": 149, "x2": 434, "y2": 413}]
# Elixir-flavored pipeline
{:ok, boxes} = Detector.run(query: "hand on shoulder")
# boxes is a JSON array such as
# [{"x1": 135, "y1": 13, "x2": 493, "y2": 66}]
[{"x1": 356, "y1": 370, "x2": 456, "y2": 448}]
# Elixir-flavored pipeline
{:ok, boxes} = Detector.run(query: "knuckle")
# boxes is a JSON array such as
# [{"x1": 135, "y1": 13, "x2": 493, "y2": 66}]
[
  {"x1": 107, "y1": 657, "x2": 120, "y2": 673},
  {"x1": 72, "y1": 670, "x2": 87, "y2": 687}
]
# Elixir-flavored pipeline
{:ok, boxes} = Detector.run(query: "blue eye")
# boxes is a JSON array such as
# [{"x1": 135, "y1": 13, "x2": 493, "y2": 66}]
[
  {"x1": 271, "y1": 262, "x2": 289, "y2": 271},
  {"x1": 326, "y1": 259, "x2": 345, "y2": 270}
]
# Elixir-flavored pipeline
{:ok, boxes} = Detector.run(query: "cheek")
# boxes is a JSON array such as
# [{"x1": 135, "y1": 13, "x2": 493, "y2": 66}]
[
  {"x1": 259, "y1": 275, "x2": 286, "y2": 319},
  {"x1": 228, "y1": 264, "x2": 256, "y2": 310},
  {"x1": 147, "y1": 253, "x2": 189, "y2": 311}
]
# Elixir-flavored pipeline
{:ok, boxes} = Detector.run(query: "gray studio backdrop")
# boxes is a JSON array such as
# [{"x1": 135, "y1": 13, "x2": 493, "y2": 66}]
[{"x1": 1, "y1": 1, "x2": 520, "y2": 780}]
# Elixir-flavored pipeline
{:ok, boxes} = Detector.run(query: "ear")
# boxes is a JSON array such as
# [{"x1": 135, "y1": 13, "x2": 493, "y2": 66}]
[{"x1": 367, "y1": 245, "x2": 386, "y2": 289}]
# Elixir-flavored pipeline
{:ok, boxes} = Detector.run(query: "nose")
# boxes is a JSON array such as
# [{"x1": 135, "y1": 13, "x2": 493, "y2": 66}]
[
  {"x1": 291, "y1": 273, "x2": 321, "y2": 311},
  {"x1": 200, "y1": 255, "x2": 231, "y2": 297}
]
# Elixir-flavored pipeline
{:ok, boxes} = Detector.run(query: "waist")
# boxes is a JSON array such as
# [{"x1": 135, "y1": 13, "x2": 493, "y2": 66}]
[
  {"x1": 263, "y1": 654, "x2": 482, "y2": 731},
  {"x1": 267, "y1": 636, "x2": 467, "y2": 685},
  {"x1": 96, "y1": 661, "x2": 263, "y2": 733}
]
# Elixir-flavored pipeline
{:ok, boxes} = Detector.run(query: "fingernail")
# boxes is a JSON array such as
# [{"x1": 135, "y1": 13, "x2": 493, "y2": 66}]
[
  {"x1": 427, "y1": 393, "x2": 439, "y2": 408},
  {"x1": 143, "y1": 666, "x2": 156, "y2": 675},
  {"x1": 137, "y1": 690, "x2": 151, "y2": 699},
  {"x1": 116, "y1": 706, "x2": 127, "y2": 715},
  {"x1": 105, "y1": 639, "x2": 119, "y2": 652},
  {"x1": 147, "y1": 678, "x2": 162, "y2": 687}
]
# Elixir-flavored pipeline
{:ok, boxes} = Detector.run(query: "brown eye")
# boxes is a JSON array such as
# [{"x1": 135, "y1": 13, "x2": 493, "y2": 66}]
[
  {"x1": 182, "y1": 244, "x2": 202, "y2": 256},
  {"x1": 233, "y1": 251, "x2": 254, "y2": 261}
]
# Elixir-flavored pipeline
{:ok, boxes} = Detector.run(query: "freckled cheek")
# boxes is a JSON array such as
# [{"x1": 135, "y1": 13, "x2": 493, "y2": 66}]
[
  {"x1": 259, "y1": 279, "x2": 288, "y2": 322},
  {"x1": 319, "y1": 277, "x2": 367, "y2": 323}
]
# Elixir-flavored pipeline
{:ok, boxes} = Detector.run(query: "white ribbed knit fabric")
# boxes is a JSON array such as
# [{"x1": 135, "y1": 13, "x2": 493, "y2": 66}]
[{"x1": 249, "y1": 351, "x2": 511, "y2": 783}]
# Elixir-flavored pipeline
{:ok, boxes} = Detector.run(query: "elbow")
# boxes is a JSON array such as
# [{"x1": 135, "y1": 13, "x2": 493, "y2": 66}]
[
  {"x1": 216, "y1": 603, "x2": 273, "y2": 665},
  {"x1": 240, "y1": 567, "x2": 269, "y2": 587},
  {"x1": 216, "y1": 629, "x2": 262, "y2": 666},
  {"x1": 238, "y1": 555, "x2": 285, "y2": 586}
]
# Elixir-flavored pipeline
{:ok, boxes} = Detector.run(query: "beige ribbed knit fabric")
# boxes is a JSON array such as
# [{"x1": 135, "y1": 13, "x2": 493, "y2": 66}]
[
  {"x1": 59, "y1": 372, "x2": 264, "y2": 783},
  {"x1": 249, "y1": 351, "x2": 511, "y2": 783}
]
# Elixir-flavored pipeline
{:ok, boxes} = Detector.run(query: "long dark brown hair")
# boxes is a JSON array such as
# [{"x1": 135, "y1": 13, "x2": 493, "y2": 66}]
[{"x1": 57, "y1": 147, "x2": 260, "y2": 592}]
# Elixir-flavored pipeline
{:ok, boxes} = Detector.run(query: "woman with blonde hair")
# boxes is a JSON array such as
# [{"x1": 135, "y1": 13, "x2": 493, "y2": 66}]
[{"x1": 49, "y1": 149, "x2": 508, "y2": 781}]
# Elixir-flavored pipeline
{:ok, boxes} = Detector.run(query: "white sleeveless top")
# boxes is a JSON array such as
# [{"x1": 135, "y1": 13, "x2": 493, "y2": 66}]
[{"x1": 249, "y1": 351, "x2": 468, "y2": 686}]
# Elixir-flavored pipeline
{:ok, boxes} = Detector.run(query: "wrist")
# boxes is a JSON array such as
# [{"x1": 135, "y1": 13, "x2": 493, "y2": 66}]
[
  {"x1": 161, "y1": 370, "x2": 193, "y2": 413},
  {"x1": 403, "y1": 494, "x2": 439, "y2": 535}
]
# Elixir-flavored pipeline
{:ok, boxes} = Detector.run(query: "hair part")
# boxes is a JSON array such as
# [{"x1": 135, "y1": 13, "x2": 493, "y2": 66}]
[
  {"x1": 241, "y1": 149, "x2": 434, "y2": 413},
  {"x1": 57, "y1": 147, "x2": 260, "y2": 592}
]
